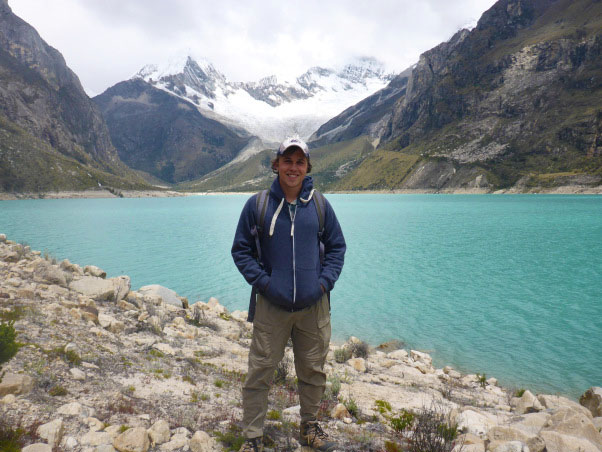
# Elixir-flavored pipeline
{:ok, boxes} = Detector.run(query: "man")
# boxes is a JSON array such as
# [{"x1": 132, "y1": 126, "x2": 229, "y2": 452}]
[{"x1": 231, "y1": 137, "x2": 346, "y2": 452}]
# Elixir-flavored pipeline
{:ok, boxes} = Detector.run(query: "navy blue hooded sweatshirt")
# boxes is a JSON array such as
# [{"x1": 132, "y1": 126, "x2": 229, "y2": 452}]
[{"x1": 232, "y1": 176, "x2": 346, "y2": 311}]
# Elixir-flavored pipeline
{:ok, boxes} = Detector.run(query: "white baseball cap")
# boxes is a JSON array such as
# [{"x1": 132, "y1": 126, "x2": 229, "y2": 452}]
[{"x1": 278, "y1": 137, "x2": 309, "y2": 157}]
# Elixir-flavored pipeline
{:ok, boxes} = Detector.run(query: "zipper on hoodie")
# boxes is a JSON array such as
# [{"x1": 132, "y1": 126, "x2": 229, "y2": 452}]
[{"x1": 289, "y1": 202, "x2": 297, "y2": 304}]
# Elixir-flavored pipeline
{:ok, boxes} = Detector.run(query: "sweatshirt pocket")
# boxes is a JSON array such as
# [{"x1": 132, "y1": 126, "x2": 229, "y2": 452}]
[
  {"x1": 295, "y1": 268, "x2": 323, "y2": 304},
  {"x1": 265, "y1": 268, "x2": 291, "y2": 305}
]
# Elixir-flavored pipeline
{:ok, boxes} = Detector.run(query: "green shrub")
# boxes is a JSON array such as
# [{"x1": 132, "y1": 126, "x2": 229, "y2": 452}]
[
  {"x1": 384, "y1": 440, "x2": 403, "y2": 452},
  {"x1": 334, "y1": 347, "x2": 352, "y2": 363},
  {"x1": 0, "y1": 321, "x2": 19, "y2": 382},
  {"x1": 48, "y1": 385, "x2": 68, "y2": 396},
  {"x1": 407, "y1": 405, "x2": 461, "y2": 452},
  {"x1": 390, "y1": 410, "x2": 414, "y2": 433},
  {"x1": 214, "y1": 379, "x2": 225, "y2": 388},
  {"x1": 267, "y1": 409, "x2": 282, "y2": 420},
  {"x1": 476, "y1": 373, "x2": 487, "y2": 388},
  {"x1": 214, "y1": 424, "x2": 245, "y2": 451},
  {"x1": 328, "y1": 375, "x2": 341, "y2": 398},
  {"x1": 515, "y1": 388, "x2": 526, "y2": 397},
  {"x1": 374, "y1": 399, "x2": 392, "y2": 414},
  {"x1": 350, "y1": 340, "x2": 369, "y2": 358},
  {"x1": 343, "y1": 396, "x2": 359, "y2": 417}
]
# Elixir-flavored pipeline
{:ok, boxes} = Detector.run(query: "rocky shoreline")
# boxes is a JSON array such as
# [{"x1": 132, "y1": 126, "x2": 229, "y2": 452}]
[{"x1": 1, "y1": 234, "x2": 601, "y2": 452}]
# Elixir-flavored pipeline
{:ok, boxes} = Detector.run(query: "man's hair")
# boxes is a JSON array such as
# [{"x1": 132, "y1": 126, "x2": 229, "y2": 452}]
[{"x1": 271, "y1": 146, "x2": 312, "y2": 174}]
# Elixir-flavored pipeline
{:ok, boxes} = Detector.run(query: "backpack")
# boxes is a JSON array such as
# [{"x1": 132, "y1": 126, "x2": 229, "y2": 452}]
[{"x1": 247, "y1": 189, "x2": 327, "y2": 322}]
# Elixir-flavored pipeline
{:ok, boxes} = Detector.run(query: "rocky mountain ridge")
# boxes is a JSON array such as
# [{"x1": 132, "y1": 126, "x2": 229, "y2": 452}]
[
  {"x1": 313, "y1": 0, "x2": 602, "y2": 193},
  {"x1": 1, "y1": 233, "x2": 602, "y2": 451},
  {"x1": 0, "y1": 0, "x2": 150, "y2": 192}
]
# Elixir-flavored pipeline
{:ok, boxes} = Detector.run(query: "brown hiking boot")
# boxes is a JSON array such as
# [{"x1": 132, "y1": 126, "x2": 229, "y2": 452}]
[
  {"x1": 299, "y1": 421, "x2": 338, "y2": 451},
  {"x1": 238, "y1": 437, "x2": 263, "y2": 452}
]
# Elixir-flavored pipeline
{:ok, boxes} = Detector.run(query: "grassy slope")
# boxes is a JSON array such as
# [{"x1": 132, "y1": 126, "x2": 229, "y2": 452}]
[
  {"x1": 0, "y1": 114, "x2": 153, "y2": 192},
  {"x1": 177, "y1": 136, "x2": 375, "y2": 192}
]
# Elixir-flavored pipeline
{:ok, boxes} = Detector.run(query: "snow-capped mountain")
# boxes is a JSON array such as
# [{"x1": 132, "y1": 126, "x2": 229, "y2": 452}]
[{"x1": 133, "y1": 55, "x2": 395, "y2": 143}]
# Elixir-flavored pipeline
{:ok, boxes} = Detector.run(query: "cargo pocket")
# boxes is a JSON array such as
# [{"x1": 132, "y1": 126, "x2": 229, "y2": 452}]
[
  {"x1": 317, "y1": 312, "x2": 331, "y2": 358},
  {"x1": 250, "y1": 319, "x2": 273, "y2": 367}
]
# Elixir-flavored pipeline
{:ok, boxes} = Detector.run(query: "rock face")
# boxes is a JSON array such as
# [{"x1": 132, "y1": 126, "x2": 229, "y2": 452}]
[
  {"x1": 581, "y1": 387, "x2": 602, "y2": 417},
  {"x1": 0, "y1": 1, "x2": 148, "y2": 192},
  {"x1": 93, "y1": 79, "x2": 250, "y2": 183},
  {"x1": 317, "y1": 0, "x2": 602, "y2": 193}
]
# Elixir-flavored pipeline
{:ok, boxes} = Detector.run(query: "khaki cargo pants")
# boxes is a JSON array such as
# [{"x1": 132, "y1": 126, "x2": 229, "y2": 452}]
[{"x1": 242, "y1": 292, "x2": 331, "y2": 439}]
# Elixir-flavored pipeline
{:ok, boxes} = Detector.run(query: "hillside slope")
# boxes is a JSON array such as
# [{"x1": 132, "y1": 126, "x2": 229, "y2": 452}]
[{"x1": 319, "y1": 0, "x2": 602, "y2": 192}]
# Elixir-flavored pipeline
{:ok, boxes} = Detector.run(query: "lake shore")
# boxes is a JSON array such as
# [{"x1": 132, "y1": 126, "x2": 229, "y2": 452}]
[
  {"x1": 1, "y1": 183, "x2": 602, "y2": 201},
  {"x1": 1, "y1": 234, "x2": 601, "y2": 451}
]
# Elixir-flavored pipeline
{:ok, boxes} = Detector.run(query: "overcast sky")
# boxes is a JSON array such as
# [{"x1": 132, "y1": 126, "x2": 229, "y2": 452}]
[{"x1": 10, "y1": 0, "x2": 497, "y2": 96}]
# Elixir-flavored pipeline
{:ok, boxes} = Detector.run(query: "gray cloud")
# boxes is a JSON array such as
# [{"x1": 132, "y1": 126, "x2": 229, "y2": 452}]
[{"x1": 9, "y1": 0, "x2": 496, "y2": 95}]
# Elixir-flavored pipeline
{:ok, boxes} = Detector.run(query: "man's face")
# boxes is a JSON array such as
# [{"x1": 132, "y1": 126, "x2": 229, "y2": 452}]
[{"x1": 275, "y1": 147, "x2": 308, "y2": 193}]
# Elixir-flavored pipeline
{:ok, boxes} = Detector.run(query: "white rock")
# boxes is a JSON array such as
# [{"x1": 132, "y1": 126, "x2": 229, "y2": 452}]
[
  {"x1": 70, "y1": 368, "x2": 86, "y2": 381},
  {"x1": 37, "y1": 419, "x2": 64, "y2": 447},
  {"x1": 112, "y1": 276, "x2": 131, "y2": 302},
  {"x1": 0, "y1": 373, "x2": 34, "y2": 396},
  {"x1": 455, "y1": 409, "x2": 497, "y2": 437},
  {"x1": 283, "y1": 404, "x2": 301, "y2": 419},
  {"x1": 207, "y1": 297, "x2": 226, "y2": 314},
  {"x1": 541, "y1": 406, "x2": 602, "y2": 446},
  {"x1": 62, "y1": 436, "x2": 78, "y2": 449},
  {"x1": 0, "y1": 234, "x2": 6, "y2": 242},
  {"x1": 540, "y1": 430, "x2": 600, "y2": 452},
  {"x1": 410, "y1": 350, "x2": 433, "y2": 366},
  {"x1": 159, "y1": 433, "x2": 188, "y2": 451},
  {"x1": 33, "y1": 261, "x2": 67, "y2": 285},
  {"x1": 153, "y1": 343, "x2": 176, "y2": 356},
  {"x1": 64, "y1": 342, "x2": 79, "y2": 354},
  {"x1": 1, "y1": 394, "x2": 17, "y2": 404},
  {"x1": 81, "y1": 431, "x2": 112, "y2": 446},
  {"x1": 138, "y1": 285, "x2": 183, "y2": 307},
  {"x1": 85, "y1": 265, "x2": 107, "y2": 278},
  {"x1": 95, "y1": 446, "x2": 117, "y2": 452},
  {"x1": 86, "y1": 417, "x2": 105, "y2": 432},
  {"x1": 512, "y1": 390, "x2": 543, "y2": 414},
  {"x1": 538, "y1": 394, "x2": 592, "y2": 417},
  {"x1": 348, "y1": 357, "x2": 366, "y2": 373},
  {"x1": 71, "y1": 276, "x2": 115, "y2": 301},
  {"x1": 189, "y1": 430, "x2": 219, "y2": 452},
  {"x1": 147, "y1": 420, "x2": 171, "y2": 446},
  {"x1": 387, "y1": 349, "x2": 409, "y2": 360},
  {"x1": 492, "y1": 441, "x2": 529, "y2": 452},
  {"x1": 113, "y1": 427, "x2": 150, "y2": 452},
  {"x1": 22, "y1": 444, "x2": 53, "y2": 452},
  {"x1": 331, "y1": 403, "x2": 351, "y2": 420},
  {"x1": 57, "y1": 401, "x2": 93, "y2": 417}
]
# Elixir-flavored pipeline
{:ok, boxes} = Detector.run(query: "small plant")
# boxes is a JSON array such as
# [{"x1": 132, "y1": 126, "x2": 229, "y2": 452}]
[
  {"x1": 334, "y1": 347, "x2": 352, "y2": 363},
  {"x1": 214, "y1": 423, "x2": 245, "y2": 451},
  {"x1": 48, "y1": 385, "x2": 68, "y2": 396},
  {"x1": 406, "y1": 403, "x2": 462, "y2": 452},
  {"x1": 343, "y1": 395, "x2": 359, "y2": 417},
  {"x1": 385, "y1": 440, "x2": 403, "y2": 452},
  {"x1": 219, "y1": 312, "x2": 231, "y2": 321},
  {"x1": 374, "y1": 399, "x2": 392, "y2": 415},
  {"x1": 515, "y1": 388, "x2": 526, "y2": 397},
  {"x1": 149, "y1": 349, "x2": 164, "y2": 359},
  {"x1": 267, "y1": 409, "x2": 282, "y2": 420},
  {"x1": 0, "y1": 321, "x2": 19, "y2": 382},
  {"x1": 476, "y1": 373, "x2": 487, "y2": 388},
  {"x1": 118, "y1": 425, "x2": 129, "y2": 434},
  {"x1": 389, "y1": 410, "x2": 415, "y2": 433},
  {"x1": 182, "y1": 374, "x2": 194, "y2": 384},
  {"x1": 350, "y1": 340, "x2": 369, "y2": 358},
  {"x1": 214, "y1": 378, "x2": 225, "y2": 388},
  {"x1": 327, "y1": 375, "x2": 341, "y2": 399}
]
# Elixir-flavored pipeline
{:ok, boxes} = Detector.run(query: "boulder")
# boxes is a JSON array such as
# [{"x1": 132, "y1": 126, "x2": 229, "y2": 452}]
[
  {"x1": 540, "y1": 430, "x2": 600, "y2": 452},
  {"x1": 85, "y1": 265, "x2": 107, "y2": 278},
  {"x1": 348, "y1": 358, "x2": 366, "y2": 373},
  {"x1": 37, "y1": 419, "x2": 64, "y2": 448},
  {"x1": 541, "y1": 406, "x2": 602, "y2": 446},
  {"x1": 0, "y1": 373, "x2": 34, "y2": 396},
  {"x1": 410, "y1": 350, "x2": 432, "y2": 366},
  {"x1": 0, "y1": 233, "x2": 6, "y2": 242},
  {"x1": 159, "y1": 433, "x2": 188, "y2": 451},
  {"x1": 57, "y1": 401, "x2": 94, "y2": 417},
  {"x1": 207, "y1": 297, "x2": 226, "y2": 314},
  {"x1": 490, "y1": 441, "x2": 529, "y2": 452},
  {"x1": 148, "y1": 419, "x2": 170, "y2": 446},
  {"x1": 112, "y1": 276, "x2": 131, "y2": 302},
  {"x1": 487, "y1": 426, "x2": 545, "y2": 452},
  {"x1": 33, "y1": 261, "x2": 67, "y2": 286},
  {"x1": 455, "y1": 409, "x2": 497, "y2": 437},
  {"x1": 538, "y1": 394, "x2": 592, "y2": 417},
  {"x1": 70, "y1": 368, "x2": 86, "y2": 381},
  {"x1": 113, "y1": 427, "x2": 150, "y2": 452},
  {"x1": 138, "y1": 285, "x2": 183, "y2": 307},
  {"x1": 189, "y1": 430, "x2": 219, "y2": 452},
  {"x1": 511, "y1": 390, "x2": 543, "y2": 414},
  {"x1": 81, "y1": 431, "x2": 113, "y2": 446},
  {"x1": 22, "y1": 445, "x2": 53, "y2": 452},
  {"x1": 580, "y1": 387, "x2": 602, "y2": 417},
  {"x1": 331, "y1": 403, "x2": 351, "y2": 420},
  {"x1": 70, "y1": 277, "x2": 115, "y2": 301},
  {"x1": 593, "y1": 417, "x2": 602, "y2": 433}
]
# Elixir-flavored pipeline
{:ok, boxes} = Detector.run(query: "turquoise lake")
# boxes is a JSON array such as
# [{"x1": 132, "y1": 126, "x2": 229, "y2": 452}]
[{"x1": 1, "y1": 194, "x2": 601, "y2": 399}]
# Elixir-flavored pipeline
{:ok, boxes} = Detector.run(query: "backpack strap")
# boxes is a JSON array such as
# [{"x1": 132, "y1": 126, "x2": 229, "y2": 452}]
[
  {"x1": 248, "y1": 189, "x2": 269, "y2": 322},
  {"x1": 312, "y1": 190, "x2": 326, "y2": 266}
]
